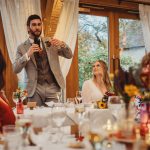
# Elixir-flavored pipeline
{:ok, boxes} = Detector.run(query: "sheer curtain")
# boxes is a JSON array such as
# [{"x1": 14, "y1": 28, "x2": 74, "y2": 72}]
[
  {"x1": 54, "y1": 0, "x2": 79, "y2": 78},
  {"x1": 139, "y1": 4, "x2": 150, "y2": 52},
  {"x1": 0, "y1": 0, "x2": 41, "y2": 83}
]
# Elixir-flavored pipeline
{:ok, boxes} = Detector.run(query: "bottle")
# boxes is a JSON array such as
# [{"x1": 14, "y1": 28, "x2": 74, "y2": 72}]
[{"x1": 16, "y1": 99, "x2": 24, "y2": 114}]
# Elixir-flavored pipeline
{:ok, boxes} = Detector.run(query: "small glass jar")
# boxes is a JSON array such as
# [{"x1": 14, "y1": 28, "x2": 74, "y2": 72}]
[{"x1": 16, "y1": 99, "x2": 24, "y2": 114}]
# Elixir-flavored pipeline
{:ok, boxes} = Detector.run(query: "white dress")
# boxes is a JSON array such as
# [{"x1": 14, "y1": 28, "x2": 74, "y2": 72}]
[{"x1": 82, "y1": 79, "x2": 104, "y2": 103}]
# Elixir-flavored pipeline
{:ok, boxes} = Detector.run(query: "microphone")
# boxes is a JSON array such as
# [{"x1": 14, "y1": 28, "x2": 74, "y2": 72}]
[
  {"x1": 34, "y1": 37, "x2": 40, "y2": 48},
  {"x1": 34, "y1": 37, "x2": 42, "y2": 54}
]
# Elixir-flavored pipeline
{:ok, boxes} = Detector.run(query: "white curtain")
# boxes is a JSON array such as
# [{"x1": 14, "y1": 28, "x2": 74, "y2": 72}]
[
  {"x1": 0, "y1": 0, "x2": 41, "y2": 62},
  {"x1": 139, "y1": 4, "x2": 150, "y2": 52},
  {"x1": 54, "y1": 0, "x2": 79, "y2": 78},
  {"x1": 0, "y1": 0, "x2": 41, "y2": 83}
]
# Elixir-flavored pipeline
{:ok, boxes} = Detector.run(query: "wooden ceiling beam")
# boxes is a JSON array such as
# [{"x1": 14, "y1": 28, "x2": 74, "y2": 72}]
[
  {"x1": 79, "y1": 0, "x2": 139, "y2": 11},
  {"x1": 119, "y1": 0, "x2": 150, "y2": 5}
]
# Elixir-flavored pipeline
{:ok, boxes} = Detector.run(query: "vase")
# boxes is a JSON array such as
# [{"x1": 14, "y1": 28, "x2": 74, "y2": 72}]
[{"x1": 16, "y1": 99, "x2": 24, "y2": 114}]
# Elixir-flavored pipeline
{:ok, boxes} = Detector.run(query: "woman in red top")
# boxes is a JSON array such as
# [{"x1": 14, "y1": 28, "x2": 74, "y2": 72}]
[{"x1": 0, "y1": 49, "x2": 15, "y2": 132}]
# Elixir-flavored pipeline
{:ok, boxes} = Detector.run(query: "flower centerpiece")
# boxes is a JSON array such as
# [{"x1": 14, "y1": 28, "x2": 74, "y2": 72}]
[
  {"x1": 124, "y1": 84, "x2": 141, "y2": 116},
  {"x1": 13, "y1": 88, "x2": 27, "y2": 114},
  {"x1": 113, "y1": 62, "x2": 150, "y2": 138},
  {"x1": 13, "y1": 87, "x2": 28, "y2": 103},
  {"x1": 97, "y1": 91, "x2": 116, "y2": 109}
]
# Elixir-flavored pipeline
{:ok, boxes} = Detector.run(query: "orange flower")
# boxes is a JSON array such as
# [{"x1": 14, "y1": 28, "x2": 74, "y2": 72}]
[
  {"x1": 124, "y1": 85, "x2": 140, "y2": 97},
  {"x1": 13, "y1": 88, "x2": 28, "y2": 100},
  {"x1": 23, "y1": 90, "x2": 28, "y2": 96}
]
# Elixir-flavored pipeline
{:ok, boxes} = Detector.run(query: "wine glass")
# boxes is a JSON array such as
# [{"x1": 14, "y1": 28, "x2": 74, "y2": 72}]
[
  {"x1": 76, "y1": 91, "x2": 82, "y2": 103},
  {"x1": 29, "y1": 114, "x2": 50, "y2": 148},
  {"x1": 108, "y1": 96, "x2": 124, "y2": 121},
  {"x1": 56, "y1": 92, "x2": 62, "y2": 103},
  {"x1": 3, "y1": 125, "x2": 22, "y2": 150},
  {"x1": 51, "y1": 105, "x2": 66, "y2": 143},
  {"x1": 75, "y1": 103, "x2": 85, "y2": 139}
]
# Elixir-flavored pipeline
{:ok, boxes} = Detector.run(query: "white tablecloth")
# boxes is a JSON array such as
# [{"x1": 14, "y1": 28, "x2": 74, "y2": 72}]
[
  {"x1": 11, "y1": 106, "x2": 127, "y2": 150},
  {"x1": 14, "y1": 107, "x2": 115, "y2": 128}
]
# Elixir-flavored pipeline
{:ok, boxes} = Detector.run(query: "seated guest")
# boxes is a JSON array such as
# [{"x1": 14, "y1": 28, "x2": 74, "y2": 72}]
[
  {"x1": 82, "y1": 60, "x2": 112, "y2": 103},
  {"x1": 140, "y1": 52, "x2": 150, "y2": 89},
  {"x1": 0, "y1": 49, "x2": 15, "y2": 132}
]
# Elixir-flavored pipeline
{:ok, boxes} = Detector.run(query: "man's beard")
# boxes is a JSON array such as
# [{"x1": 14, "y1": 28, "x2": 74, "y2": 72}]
[{"x1": 29, "y1": 28, "x2": 41, "y2": 38}]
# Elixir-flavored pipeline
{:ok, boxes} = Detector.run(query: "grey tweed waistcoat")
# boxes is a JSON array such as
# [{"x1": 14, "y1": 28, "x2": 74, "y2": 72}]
[{"x1": 34, "y1": 42, "x2": 59, "y2": 86}]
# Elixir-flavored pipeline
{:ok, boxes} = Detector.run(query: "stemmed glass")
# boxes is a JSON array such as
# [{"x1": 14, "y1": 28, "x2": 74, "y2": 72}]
[
  {"x1": 3, "y1": 125, "x2": 22, "y2": 150},
  {"x1": 29, "y1": 115, "x2": 50, "y2": 148},
  {"x1": 76, "y1": 91, "x2": 82, "y2": 103},
  {"x1": 107, "y1": 96, "x2": 125, "y2": 121},
  {"x1": 51, "y1": 104, "x2": 66, "y2": 143},
  {"x1": 75, "y1": 103, "x2": 85, "y2": 140},
  {"x1": 16, "y1": 118, "x2": 32, "y2": 146},
  {"x1": 57, "y1": 92, "x2": 62, "y2": 103}
]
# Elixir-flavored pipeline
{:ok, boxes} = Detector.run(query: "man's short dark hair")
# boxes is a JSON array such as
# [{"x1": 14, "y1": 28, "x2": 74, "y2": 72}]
[{"x1": 27, "y1": 14, "x2": 41, "y2": 26}]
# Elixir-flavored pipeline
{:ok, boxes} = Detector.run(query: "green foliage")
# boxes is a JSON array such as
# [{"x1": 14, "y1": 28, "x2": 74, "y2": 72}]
[
  {"x1": 78, "y1": 14, "x2": 109, "y2": 89},
  {"x1": 120, "y1": 55, "x2": 134, "y2": 70},
  {"x1": 119, "y1": 19, "x2": 144, "y2": 48},
  {"x1": 78, "y1": 48, "x2": 108, "y2": 89},
  {"x1": 78, "y1": 14, "x2": 144, "y2": 90}
]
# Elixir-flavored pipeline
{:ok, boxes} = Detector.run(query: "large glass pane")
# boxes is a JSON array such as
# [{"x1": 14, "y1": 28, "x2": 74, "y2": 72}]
[
  {"x1": 119, "y1": 19, "x2": 145, "y2": 71},
  {"x1": 78, "y1": 14, "x2": 109, "y2": 89}
]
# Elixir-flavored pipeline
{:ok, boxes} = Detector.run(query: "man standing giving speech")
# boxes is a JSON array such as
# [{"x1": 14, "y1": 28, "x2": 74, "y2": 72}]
[{"x1": 13, "y1": 14, "x2": 73, "y2": 106}]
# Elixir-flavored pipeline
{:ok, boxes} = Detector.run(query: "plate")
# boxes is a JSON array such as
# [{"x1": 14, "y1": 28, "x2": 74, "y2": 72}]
[{"x1": 68, "y1": 141, "x2": 85, "y2": 149}]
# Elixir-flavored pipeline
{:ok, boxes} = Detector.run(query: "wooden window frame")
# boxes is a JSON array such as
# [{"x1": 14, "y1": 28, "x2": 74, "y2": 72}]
[{"x1": 66, "y1": 8, "x2": 139, "y2": 98}]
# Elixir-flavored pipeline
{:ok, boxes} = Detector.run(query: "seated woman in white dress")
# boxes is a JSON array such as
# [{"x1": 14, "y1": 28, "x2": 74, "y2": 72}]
[{"x1": 82, "y1": 60, "x2": 112, "y2": 103}]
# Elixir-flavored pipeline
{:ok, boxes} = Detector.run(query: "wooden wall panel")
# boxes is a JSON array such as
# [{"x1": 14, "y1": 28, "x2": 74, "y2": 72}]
[
  {"x1": 66, "y1": 41, "x2": 79, "y2": 98},
  {"x1": 0, "y1": 13, "x2": 18, "y2": 106}
]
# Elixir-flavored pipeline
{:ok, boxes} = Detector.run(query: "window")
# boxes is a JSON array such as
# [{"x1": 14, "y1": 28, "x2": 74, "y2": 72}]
[
  {"x1": 67, "y1": 8, "x2": 146, "y2": 97},
  {"x1": 78, "y1": 14, "x2": 109, "y2": 89},
  {"x1": 119, "y1": 18, "x2": 145, "y2": 71}
]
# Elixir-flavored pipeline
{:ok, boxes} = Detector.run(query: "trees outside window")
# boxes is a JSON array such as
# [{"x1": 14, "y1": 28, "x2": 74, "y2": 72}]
[
  {"x1": 78, "y1": 13, "x2": 145, "y2": 89},
  {"x1": 119, "y1": 19, "x2": 145, "y2": 70},
  {"x1": 78, "y1": 14, "x2": 108, "y2": 89}
]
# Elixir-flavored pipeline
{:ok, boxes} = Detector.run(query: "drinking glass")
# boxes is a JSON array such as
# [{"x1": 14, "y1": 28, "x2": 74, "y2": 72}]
[
  {"x1": 56, "y1": 92, "x2": 62, "y2": 103},
  {"x1": 3, "y1": 125, "x2": 22, "y2": 150},
  {"x1": 75, "y1": 103, "x2": 85, "y2": 138},
  {"x1": 108, "y1": 96, "x2": 125, "y2": 120},
  {"x1": 76, "y1": 91, "x2": 82, "y2": 103},
  {"x1": 16, "y1": 118, "x2": 32, "y2": 134},
  {"x1": 51, "y1": 105, "x2": 66, "y2": 143},
  {"x1": 29, "y1": 127, "x2": 50, "y2": 148}
]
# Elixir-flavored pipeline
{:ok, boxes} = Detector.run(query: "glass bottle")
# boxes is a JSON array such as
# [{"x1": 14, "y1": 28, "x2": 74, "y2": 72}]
[{"x1": 16, "y1": 99, "x2": 24, "y2": 114}]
